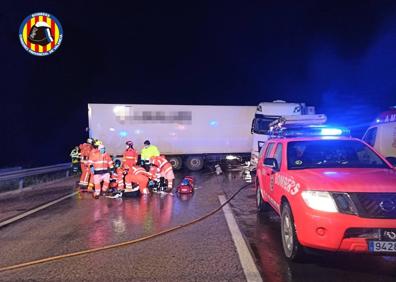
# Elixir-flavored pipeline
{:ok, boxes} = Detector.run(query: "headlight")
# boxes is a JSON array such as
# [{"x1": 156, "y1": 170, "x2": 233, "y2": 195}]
[{"x1": 301, "y1": 191, "x2": 338, "y2": 212}]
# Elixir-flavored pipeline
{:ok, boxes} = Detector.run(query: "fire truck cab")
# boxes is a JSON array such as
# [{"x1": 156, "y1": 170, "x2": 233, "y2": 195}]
[{"x1": 256, "y1": 115, "x2": 396, "y2": 261}]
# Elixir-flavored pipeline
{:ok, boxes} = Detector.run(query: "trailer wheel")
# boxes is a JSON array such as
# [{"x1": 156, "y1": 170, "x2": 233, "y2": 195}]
[
  {"x1": 168, "y1": 156, "x2": 182, "y2": 170},
  {"x1": 185, "y1": 156, "x2": 204, "y2": 171}
]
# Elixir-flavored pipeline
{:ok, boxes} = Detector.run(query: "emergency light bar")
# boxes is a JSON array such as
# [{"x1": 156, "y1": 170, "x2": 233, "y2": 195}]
[
  {"x1": 267, "y1": 114, "x2": 350, "y2": 138},
  {"x1": 269, "y1": 125, "x2": 351, "y2": 139}
]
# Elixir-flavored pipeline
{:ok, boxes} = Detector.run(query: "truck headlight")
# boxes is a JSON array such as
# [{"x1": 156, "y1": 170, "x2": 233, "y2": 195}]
[{"x1": 301, "y1": 191, "x2": 338, "y2": 213}]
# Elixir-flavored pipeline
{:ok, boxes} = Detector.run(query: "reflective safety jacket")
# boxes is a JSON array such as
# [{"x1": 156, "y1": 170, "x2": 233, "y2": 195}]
[
  {"x1": 79, "y1": 143, "x2": 93, "y2": 165},
  {"x1": 141, "y1": 145, "x2": 160, "y2": 161},
  {"x1": 122, "y1": 148, "x2": 138, "y2": 169},
  {"x1": 150, "y1": 156, "x2": 173, "y2": 174},
  {"x1": 111, "y1": 167, "x2": 125, "y2": 189},
  {"x1": 88, "y1": 150, "x2": 114, "y2": 174},
  {"x1": 70, "y1": 148, "x2": 80, "y2": 159},
  {"x1": 129, "y1": 165, "x2": 152, "y2": 178}
]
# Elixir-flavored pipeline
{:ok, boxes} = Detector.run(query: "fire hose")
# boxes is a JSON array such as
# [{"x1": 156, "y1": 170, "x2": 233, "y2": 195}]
[{"x1": 0, "y1": 182, "x2": 253, "y2": 273}]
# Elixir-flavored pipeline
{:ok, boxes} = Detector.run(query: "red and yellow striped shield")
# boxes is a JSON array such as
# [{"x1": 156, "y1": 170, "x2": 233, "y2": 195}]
[{"x1": 19, "y1": 13, "x2": 63, "y2": 56}]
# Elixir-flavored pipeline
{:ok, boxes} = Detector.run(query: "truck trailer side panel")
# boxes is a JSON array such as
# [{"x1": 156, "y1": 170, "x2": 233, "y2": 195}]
[{"x1": 88, "y1": 104, "x2": 256, "y2": 157}]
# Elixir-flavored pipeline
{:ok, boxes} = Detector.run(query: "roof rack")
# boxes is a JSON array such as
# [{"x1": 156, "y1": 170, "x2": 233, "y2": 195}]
[
  {"x1": 269, "y1": 114, "x2": 327, "y2": 129},
  {"x1": 268, "y1": 114, "x2": 350, "y2": 138}
]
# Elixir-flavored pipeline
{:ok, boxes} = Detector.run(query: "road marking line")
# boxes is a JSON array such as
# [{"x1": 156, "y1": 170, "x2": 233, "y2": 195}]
[
  {"x1": 219, "y1": 195, "x2": 263, "y2": 282},
  {"x1": 0, "y1": 191, "x2": 79, "y2": 228}
]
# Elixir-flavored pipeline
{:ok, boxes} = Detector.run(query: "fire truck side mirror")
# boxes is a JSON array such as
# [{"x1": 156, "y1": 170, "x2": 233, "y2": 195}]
[{"x1": 264, "y1": 158, "x2": 279, "y2": 171}]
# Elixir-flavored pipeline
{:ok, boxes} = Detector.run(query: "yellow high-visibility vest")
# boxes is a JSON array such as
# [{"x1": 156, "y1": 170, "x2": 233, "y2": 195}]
[{"x1": 141, "y1": 145, "x2": 160, "y2": 160}]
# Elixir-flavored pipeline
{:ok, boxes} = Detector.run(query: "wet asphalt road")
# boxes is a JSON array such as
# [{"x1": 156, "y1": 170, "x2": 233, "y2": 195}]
[
  {"x1": 0, "y1": 169, "x2": 246, "y2": 281},
  {"x1": 0, "y1": 177, "x2": 77, "y2": 222},
  {"x1": 1, "y1": 167, "x2": 396, "y2": 281},
  {"x1": 223, "y1": 170, "x2": 396, "y2": 282}
]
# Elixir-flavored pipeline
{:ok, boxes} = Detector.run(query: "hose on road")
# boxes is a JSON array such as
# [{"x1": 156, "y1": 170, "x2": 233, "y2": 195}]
[{"x1": 0, "y1": 182, "x2": 253, "y2": 273}]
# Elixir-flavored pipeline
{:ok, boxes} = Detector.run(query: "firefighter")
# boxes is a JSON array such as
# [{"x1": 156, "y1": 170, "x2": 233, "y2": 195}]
[
  {"x1": 125, "y1": 164, "x2": 152, "y2": 195},
  {"x1": 70, "y1": 146, "x2": 80, "y2": 173},
  {"x1": 106, "y1": 159, "x2": 126, "y2": 198},
  {"x1": 79, "y1": 138, "x2": 94, "y2": 190},
  {"x1": 140, "y1": 140, "x2": 160, "y2": 164},
  {"x1": 122, "y1": 140, "x2": 138, "y2": 170},
  {"x1": 112, "y1": 159, "x2": 125, "y2": 192},
  {"x1": 149, "y1": 155, "x2": 175, "y2": 192},
  {"x1": 88, "y1": 144, "x2": 114, "y2": 199}
]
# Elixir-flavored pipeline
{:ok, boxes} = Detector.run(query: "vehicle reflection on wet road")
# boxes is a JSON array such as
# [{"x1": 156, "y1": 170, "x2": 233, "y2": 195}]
[
  {"x1": 224, "y1": 173, "x2": 396, "y2": 282},
  {"x1": 0, "y1": 167, "x2": 395, "y2": 281},
  {"x1": 0, "y1": 169, "x2": 246, "y2": 281}
]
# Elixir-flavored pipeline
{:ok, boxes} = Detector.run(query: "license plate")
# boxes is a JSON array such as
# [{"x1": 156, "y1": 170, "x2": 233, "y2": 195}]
[{"x1": 368, "y1": 241, "x2": 396, "y2": 252}]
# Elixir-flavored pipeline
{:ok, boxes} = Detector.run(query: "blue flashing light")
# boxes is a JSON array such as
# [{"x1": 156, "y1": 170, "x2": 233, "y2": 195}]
[
  {"x1": 119, "y1": 131, "x2": 128, "y2": 137},
  {"x1": 269, "y1": 125, "x2": 350, "y2": 139},
  {"x1": 320, "y1": 128, "x2": 343, "y2": 136},
  {"x1": 209, "y1": 120, "x2": 218, "y2": 127},
  {"x1": 376, "y1": 119, "x2": 381, "y2": 123}
]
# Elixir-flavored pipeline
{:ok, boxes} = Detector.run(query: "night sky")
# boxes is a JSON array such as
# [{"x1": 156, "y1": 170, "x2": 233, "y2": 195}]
[{"x1": 1, "y1": 0, "x2": 396, "y2": 168}]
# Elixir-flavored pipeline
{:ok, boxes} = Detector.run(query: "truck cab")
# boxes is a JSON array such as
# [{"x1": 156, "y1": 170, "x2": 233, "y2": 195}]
[
  {"x1": 250, "y1": 100, "x2": 315, "y2": 168},
  {"x1": 362, "y1": 108, "x2": 396, "y2": 166}
]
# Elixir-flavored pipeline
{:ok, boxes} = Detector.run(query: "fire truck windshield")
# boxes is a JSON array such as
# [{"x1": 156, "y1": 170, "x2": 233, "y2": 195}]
[{"x1": 287, "y1": 140, "x2": 389, "y2": 170}]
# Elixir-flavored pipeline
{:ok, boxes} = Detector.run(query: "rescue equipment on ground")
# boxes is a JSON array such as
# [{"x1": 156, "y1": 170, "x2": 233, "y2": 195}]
[
  {"x1": 243, "y1": 169, "x2": 252, "y2": 183},
  {"x1": 176, "y1": 176, "x2": 194, "y2": 194},
  {"x1": 215, "y1": 164, "x2": 223, "y2": 175},
  {"x1": 148, "y1": 177, "x2": 168, "y2": 193}
]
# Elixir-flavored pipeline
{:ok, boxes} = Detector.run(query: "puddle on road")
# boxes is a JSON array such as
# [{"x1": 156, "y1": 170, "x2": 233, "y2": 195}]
[{"x1": 229, "y1": 177, "x2": 396, "y2": 282}]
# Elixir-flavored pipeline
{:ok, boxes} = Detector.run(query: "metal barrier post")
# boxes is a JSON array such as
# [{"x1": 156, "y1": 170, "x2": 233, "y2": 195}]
[
  {"x1": 0, "y1": 163, "x2": 71, "y2": 193},
  {"x1": 19, "y1": 178, "x2": 24, "y2": 190}
]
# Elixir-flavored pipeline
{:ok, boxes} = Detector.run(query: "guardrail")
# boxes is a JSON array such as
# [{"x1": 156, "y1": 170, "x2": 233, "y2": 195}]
[{"x1": 0, "y1": 163, "x2": 72, "y2": 190}]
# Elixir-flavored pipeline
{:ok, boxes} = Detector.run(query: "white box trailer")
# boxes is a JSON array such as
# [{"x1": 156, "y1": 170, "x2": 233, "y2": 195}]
[{"x1": 88, "y1": 104, "x2": 256, "y2": 170}]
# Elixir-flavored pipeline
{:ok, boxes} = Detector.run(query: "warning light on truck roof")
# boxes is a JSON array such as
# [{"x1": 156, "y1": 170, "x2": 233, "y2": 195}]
[{"x1": 320, "y1": 128, "x2": 343, "y2": 136}]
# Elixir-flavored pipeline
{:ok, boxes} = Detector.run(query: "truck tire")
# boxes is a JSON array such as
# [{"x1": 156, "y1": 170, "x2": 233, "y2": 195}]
[
  {"x1": 168, "y1": 156, "x2": 183, "y2": 170},
  {"x1": 185, "y1": 156, "x2": 204, "y2": 171}
]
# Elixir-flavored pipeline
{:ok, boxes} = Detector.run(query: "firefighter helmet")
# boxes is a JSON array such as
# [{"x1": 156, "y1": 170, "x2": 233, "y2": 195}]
[
  {"x1": 28, "y1": 21, "x2": 54, "y2": 46},
  {"x1": 125, "y1": 140, "x2": 134, "y2": 148},
  {"x1": 93, "y1": 139, "x2": 102, "y2": 148},
  {"x1": 114, "y1": 159, "x2": 121, "y2": 168}
]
